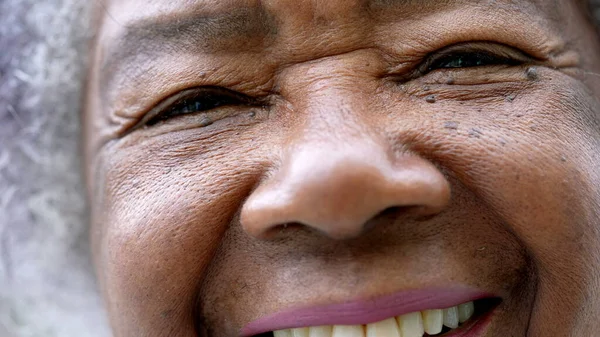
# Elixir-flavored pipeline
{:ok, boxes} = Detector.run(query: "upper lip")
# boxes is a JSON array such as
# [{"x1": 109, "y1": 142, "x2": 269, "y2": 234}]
[{"x1": 240, "y1": 286, "x2": 495, "y2": 336}]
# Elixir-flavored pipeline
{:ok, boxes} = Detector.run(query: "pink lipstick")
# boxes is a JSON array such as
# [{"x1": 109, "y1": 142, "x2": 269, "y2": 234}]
[{"x1": 241, "y1": 287, "x2": 497, "y2": 336}]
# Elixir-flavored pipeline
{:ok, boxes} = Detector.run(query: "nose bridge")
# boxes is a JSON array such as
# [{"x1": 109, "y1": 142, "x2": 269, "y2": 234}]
[
  {"x1": 278, "y1": 49, "x2": 385, "y2": 109},
  {"x1": 279, "y1": 52, "x2": 384, "y2": 143},
  {"x1": 277, "y1": 53, "x2": 398, "y2": 224}
]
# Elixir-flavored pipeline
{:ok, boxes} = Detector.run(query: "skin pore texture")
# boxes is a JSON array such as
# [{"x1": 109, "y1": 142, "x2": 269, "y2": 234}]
[
  {"x1": 7, "y1": 0, "x2": 600, "y2": 336},
  {"x1": 83, "y1": 0, "x2": 600, "y2": 336}
]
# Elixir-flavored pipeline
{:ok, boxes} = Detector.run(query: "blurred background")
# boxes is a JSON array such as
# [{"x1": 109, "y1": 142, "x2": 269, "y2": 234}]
[{"x1": 0, "y1": 0, "x2": 110, "y2": 336}]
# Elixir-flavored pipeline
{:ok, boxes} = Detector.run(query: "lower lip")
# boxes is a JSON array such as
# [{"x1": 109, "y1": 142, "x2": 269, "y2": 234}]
[{"x1": 241, "y1": 287, "x2": 495, "y2": 336}]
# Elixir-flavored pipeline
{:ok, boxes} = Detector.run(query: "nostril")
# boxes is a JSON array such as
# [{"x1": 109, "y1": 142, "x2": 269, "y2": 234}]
[
  {"x1": 359, "y1": 205, "x2": 435, "y2": 233},
  {"x1": 376, "y1": 206, "x2": 405, "y2": 218},
  {"x1": 374, "y1": 205, "x2": 432, "y2": 220},
  {"x1": 254, "y1": 203, "x2": 446, "y2": 240},
  {"x1": 265, "y1": 222, "x2": 307, "y2": 238},
  {"x1": 264, "y1": 221, "x2": 364, "y2": 240},
  {"x1": 265, "y1": 220, "x2": 370, "y2": 241}
]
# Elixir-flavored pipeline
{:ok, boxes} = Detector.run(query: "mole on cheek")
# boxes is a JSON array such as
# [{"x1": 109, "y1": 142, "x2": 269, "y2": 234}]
[{"x1": 526, "y1": 67, "x2": 539, "y2": 81}]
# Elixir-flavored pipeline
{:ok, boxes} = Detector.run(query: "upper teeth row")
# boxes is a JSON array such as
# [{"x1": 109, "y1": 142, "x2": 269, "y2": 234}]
[{"x1": 273, "y1": 301, "x2": 475, "y2": 337}]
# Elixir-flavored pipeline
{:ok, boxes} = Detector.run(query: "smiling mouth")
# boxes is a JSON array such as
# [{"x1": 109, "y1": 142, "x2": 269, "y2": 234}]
[{"x1": 249, "y1": 297, "x2": 500, "y2": 337}]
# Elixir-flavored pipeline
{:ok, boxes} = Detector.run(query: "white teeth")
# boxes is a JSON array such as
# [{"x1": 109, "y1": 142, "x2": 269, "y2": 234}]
[
  {"x1": 366, "y1": 317, "x2": 400, "y2": 337},
  {"x1": 332, "y1": 325, "x2": 364, "y2": 337},
  {"x1": 458, "y1": 301, "x2": 475, "y2": 323},
  {"x1": 291, "y1": 327, "x2": 310, "y2": 337},
  {"x1": 422, "y1": 309, "x2": 443, "y2": 335},
  {"x1": 397, "y1": 312, "x2": 424, "y2": 337},
  {"x1": 443, "y1": 306, "x2": 460, "y2": 329},
  {"x1": 309, "y1": 326, "x2": 333, "y2": 337},
  {"x1": 273, "y1": 301, "x2": 477, "y2": 337},
  {"x1": 274, "y1": 330, "x2": 294, "y2": 337}
]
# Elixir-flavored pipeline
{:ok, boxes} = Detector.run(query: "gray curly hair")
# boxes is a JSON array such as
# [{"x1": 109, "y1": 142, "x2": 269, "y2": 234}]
[
  {"x1": 0, "y1": 0, "x2": 109, "y2": 336},
  {"x1": 0, "y1": 1, "x2": 599, "y2": 336}
]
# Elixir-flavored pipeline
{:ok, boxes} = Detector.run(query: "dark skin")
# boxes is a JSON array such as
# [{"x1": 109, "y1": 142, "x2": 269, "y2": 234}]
[{"x1": 85, "y1": 0, "x2": 600, "y2": 336}]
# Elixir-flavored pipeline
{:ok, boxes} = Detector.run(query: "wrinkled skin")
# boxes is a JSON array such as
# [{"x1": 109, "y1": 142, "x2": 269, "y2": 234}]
[{"x1": 84, "y1": 0, "x2": 600, "y2": 336}]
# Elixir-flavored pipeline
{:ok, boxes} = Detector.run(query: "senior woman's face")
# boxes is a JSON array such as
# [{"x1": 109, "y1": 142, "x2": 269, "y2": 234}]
[{"x1": 84, "y1": 0, "x2": 600, "y2": 336}]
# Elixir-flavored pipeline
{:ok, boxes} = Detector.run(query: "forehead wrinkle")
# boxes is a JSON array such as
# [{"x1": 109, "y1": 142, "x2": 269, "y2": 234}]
[
  {"x1": 367, "y1": 0, "x2": 453, "y2": 10},
  {"x1": 98, "y1": 5, "x2": 275, "y2": 99},
  {"x1": 368, "y1": 0, "x2": 450, "y2": 5},
  {"x1": 367, "y1": 0, "x2": 558, "y2": 11},
  {"x1": 120, "y1": 6, "x2": 275, "y2": 52}
]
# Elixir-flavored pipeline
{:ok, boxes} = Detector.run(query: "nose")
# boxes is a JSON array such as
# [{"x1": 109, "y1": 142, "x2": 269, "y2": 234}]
[{"x1": 240, "y1": 135, "x2": 451, "y2": 240}]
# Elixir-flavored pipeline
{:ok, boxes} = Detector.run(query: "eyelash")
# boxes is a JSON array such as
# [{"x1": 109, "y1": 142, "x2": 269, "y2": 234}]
[
  {"x1": 145, "y1": 88, "x2": 254, "y2": 126},
  {"x1": 425, "y1": 51, "x2": 523, "y2": 73},
  {"x1": 145, "y1": 47, "x2": 525, "y2": 126}
]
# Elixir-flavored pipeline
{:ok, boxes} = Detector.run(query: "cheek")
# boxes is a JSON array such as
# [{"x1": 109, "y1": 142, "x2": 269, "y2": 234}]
[
  {"x1": 91, "y1": 134, "x2": 267, "y2": 336},
  {"x1": 444, "y1": 78, "x2": 599, "y2": 258},
  {"x1": 398, "y1": 70, "x2": 599, "y2": 252},
  {"x1": 413, "y1": 72, "x2": 600, "y2": 332}
]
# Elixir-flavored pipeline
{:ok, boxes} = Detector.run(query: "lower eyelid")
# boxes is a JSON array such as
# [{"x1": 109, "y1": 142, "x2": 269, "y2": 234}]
[
  {"x1": 147, "y1": 104, "x2": 230, "y2": 126},
  {"x1": 156, "y1": 106, "x2": 238, "y2": 125},
  {"x1": 405, "y1": 65, "x2": 536, "y2": 90}
]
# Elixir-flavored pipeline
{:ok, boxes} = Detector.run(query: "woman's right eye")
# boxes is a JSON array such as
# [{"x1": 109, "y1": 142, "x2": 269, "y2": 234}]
[{"x1": 146, "y1": 88, "x2": 247, "y2": 126}]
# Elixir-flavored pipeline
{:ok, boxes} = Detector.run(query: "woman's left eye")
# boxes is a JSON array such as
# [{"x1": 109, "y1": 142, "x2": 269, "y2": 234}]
[
  {"x1": 423, "y1": 45, "x2": 527, "y2": 73},
  {"x1": 427, "y1": 51, "x2": 523, "y2": 72}
]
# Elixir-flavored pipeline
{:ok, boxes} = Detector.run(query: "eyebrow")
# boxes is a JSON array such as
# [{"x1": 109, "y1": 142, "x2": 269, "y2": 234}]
[{"x1": 100, "y1": 6, "x2": 276, "y2": 96}]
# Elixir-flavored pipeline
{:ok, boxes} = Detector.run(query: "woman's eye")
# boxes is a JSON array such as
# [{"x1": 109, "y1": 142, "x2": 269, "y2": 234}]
[
  {"x1": 426, "y1": 51, "x2": 522, "y2": 72},
  {"x1": 147, "y1": 89, "x2": 245, "y2": 126}
]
